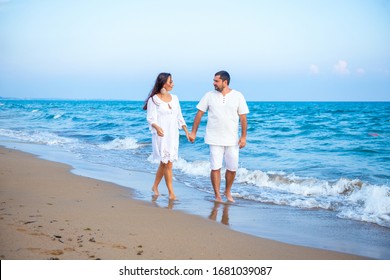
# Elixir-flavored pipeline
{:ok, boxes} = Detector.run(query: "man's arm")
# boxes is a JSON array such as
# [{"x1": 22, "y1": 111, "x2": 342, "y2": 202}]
[
  {"x1": 189, "y1": 110, "x2": 205, "y2": 143},
  {"x1": 238, "y1": 114, "x2": 247, "y2": 148}
]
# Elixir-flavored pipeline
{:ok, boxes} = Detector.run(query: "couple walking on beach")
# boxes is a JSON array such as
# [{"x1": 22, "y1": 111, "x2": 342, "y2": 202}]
[{"x1": 143, "y1": 71, "x2": 249, "y2": 202}]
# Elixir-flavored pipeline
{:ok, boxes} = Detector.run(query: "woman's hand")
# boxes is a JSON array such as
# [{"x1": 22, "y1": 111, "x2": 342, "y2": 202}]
[
  {"x1": 154, "y1": 125, "x2": 164, "y2": 137},
  {"x1": 183, "y1": 126, "x2": 191, "y2": 142},
  {"x1": 188, "y1": 132, "x2": 196, "y2": 143},
  {"x1": 185, "y1": 130, "x2": 191, "y2": 142}
]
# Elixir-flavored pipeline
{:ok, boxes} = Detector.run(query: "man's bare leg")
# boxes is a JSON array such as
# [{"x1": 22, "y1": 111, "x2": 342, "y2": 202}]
[
  {"x1": 224, "y1": 169, "x2": 236, "y2": 202},
  {"x1": 211, "y1": 169, "x2": 222, "y2": 202}
]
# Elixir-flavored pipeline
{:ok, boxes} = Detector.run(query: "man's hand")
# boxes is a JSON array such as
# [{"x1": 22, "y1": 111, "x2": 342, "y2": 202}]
[
  {"x1": 188, "y1": 132, "x2": 196, "y2": 143},
  {"x1": 238, "y1": 137, "x2": 246, "y2": 149}
]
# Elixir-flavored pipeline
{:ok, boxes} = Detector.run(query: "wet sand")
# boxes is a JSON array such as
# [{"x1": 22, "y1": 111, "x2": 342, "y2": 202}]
[{"x1": 0, "y1": 147, "x2": 366, "y2": 260}]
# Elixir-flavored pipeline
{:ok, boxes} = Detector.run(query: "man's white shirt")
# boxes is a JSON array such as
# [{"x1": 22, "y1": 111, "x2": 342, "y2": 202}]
[{"x1": 196, "y1": 90, "x2": 249, "y2": 146}]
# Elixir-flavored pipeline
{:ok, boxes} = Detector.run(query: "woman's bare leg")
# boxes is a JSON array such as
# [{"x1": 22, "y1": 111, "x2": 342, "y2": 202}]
[
  {"x1": 151, "y1": 162, "x2": 164, "y2": 195},
  {"x1": 163, "y1": 161, "x2": 176, "y2": 200}
]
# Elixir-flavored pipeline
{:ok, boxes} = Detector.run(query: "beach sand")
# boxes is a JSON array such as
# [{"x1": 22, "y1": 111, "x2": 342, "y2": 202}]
[{"x1": 0, "y1": 147, "x2": 366, "y2": 260}]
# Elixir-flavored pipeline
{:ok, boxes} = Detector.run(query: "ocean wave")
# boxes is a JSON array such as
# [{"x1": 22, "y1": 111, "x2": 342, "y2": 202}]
[
  {"x1": 27, "y1": 110, "x2": 65, "y2": 121},
  {"x1": 339, "y1": 184, "x2": 390, "y2": 227},
  {"x1": 93, "y1": 122, "x2": 120, "y2": 130},
  {"x1": 0, "y1": 128, "x2": 77, "y2": 146},
  {"x1": 236, "y1": 169, "x2": 364, "y2": 196},
  {"x1": 175, "y1": 158, "x2": 210, "y2": 176},
  {"x1": 172, "y1": 157, "x2": 390, "y2": 227},
  {"x1": 239, "y1": 171, "x2": 390, "y2": 227},
  {"x1": 98, "y1": 137, "x2": 140, "y2": 150}
]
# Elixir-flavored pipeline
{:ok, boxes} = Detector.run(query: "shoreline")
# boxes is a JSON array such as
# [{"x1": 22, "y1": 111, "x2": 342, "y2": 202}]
[{"x1": 0, "y1": 146, "x2": 367, "y2": 260}]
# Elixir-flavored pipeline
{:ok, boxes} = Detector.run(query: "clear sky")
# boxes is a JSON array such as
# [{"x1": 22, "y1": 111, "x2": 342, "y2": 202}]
[{"x1": 1, "y1": 0, "x2": 389, "y2": 101}]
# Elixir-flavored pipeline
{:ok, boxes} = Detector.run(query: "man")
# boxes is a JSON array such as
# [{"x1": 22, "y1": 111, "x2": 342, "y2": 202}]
[{"x1": 189, "y1": 71, "x2": 249, "y2": 202}]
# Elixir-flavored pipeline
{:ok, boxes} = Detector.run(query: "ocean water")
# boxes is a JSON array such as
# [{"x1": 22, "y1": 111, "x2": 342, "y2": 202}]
[{"x1": 1, "y1": 99, "x2": 390, "y2": 258}]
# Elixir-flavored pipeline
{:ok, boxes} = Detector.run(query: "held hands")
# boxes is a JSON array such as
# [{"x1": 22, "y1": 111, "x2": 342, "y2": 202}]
[
  {"x1": 184, "y1": 130, "x2": 190, "y2": 142},
  {"x1": 156, "y1": 124, "x2": 242, "y2": 146},
  {"x1": 188, "y1": 132, "x2": 196, "y2": 143},
  {"x1": 187, "y1": 133, "x2": 245, "y2": 147},
  {"x1": 185, "y1": 131, "x2": 196, "y2": 143},
  {"x1": 155, "y1": 124, "x2": 197, "y2": 143},
  {"x1": 182, "y1": 126, "x2": 192, "y2": 142}
]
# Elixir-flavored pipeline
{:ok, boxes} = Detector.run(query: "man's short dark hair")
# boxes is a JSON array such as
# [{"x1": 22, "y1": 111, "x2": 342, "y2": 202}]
[{"x1": 215, "y1": 70, "x2": 230, "y2": 85}]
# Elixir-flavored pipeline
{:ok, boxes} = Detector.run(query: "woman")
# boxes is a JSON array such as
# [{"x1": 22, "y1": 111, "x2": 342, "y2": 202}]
[{"x1": 143, "y1": 73, "x2": 189, "y2": 200}]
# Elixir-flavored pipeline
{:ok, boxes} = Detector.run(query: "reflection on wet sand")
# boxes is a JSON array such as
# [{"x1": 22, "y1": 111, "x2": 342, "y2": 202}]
[
  {"x1": 151, "y1": 195, "x2": 232, "y2": 223},
  {"x1": 152, "y1": 194, "x2": 175, "y2": 209},
  {"x1": 209, "y1": 201, "x2": 231, "y2": 225}
]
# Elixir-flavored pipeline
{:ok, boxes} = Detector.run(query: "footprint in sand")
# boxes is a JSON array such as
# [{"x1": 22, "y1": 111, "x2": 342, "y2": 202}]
[
  {"x1": 45, "y1": 249, "x2": 64, "y2": 256},
  {"x1": 112, "y1": 244, "x2": 127, "y2": 249},
  {"x1": 136, "y1": 245, "x2": 143, "y2": 255}
]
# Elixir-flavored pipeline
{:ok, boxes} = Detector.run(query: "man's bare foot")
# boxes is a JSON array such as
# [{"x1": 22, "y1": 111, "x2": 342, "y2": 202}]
[
  {"x1": 224, "y1": 192, "x2": 235, "y2": 203},
  {"x1": 214, "y1": 196, "x2": 223, "y2": 203}
]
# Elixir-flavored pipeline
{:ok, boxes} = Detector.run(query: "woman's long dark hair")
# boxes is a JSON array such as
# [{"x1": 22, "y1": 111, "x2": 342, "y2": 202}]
[{"x1": 143, "y1": 72, "x2": 171, "y2": 110}]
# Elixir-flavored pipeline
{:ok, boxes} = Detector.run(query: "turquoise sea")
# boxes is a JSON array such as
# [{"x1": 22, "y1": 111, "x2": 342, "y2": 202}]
[{"x1": 1, "y1": 99, "x2": 389, "y2": 258}]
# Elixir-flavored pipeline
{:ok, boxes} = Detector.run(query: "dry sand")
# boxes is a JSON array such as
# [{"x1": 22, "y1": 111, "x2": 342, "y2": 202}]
[{"x1": 0, "y1": 147, "x2": 366, "y2": 260}]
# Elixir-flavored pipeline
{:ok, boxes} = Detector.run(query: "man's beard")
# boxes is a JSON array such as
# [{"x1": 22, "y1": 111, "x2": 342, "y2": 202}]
[{"x1": 214, "y1": 85, "x2": 223, "y2": 92}]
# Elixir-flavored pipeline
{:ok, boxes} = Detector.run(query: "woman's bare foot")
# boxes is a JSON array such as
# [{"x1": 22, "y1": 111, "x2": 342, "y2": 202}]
[
  {"x1": 152, "y1": 187, "x2": 159, "y2": 196},
  {"x1": 169, "y1": 193, "x2": 177, "y2": 200}
]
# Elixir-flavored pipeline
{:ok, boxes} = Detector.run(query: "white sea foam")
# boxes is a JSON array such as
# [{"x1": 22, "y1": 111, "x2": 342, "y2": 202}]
[
  {"x1": 236, "y1": 167, "x2": 363, "y2": 197},
  {"x1": 338, "y1": 184, "x2": 390, "y2": 227},
  {"x1": 170, "y1": 157, "x2": 390, "y2": 227},
  {"x1": 175, "y1": 158, "x2": 210, "y2": 176},
  {"x1": 0, "y1": 129, "x2": 77, "y2": 146},
  {"x1": 99, "y1": 137, "x2": 140, "y2": 150}
]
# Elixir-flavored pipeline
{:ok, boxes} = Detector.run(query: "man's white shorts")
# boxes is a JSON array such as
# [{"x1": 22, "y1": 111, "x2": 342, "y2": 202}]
[{"x1": 209, "y1": 145, "x2": 239, "y2": 171}]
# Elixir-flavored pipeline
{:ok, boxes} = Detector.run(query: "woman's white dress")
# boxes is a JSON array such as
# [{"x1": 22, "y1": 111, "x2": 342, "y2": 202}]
[{"x1": 147, "y1": 94, "x2": 186, "y2": 163}]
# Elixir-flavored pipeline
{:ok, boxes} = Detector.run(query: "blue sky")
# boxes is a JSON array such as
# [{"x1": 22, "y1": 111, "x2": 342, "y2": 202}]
[{"x1": 0, "y1": 0, "x2": 389, "y2": 101}]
